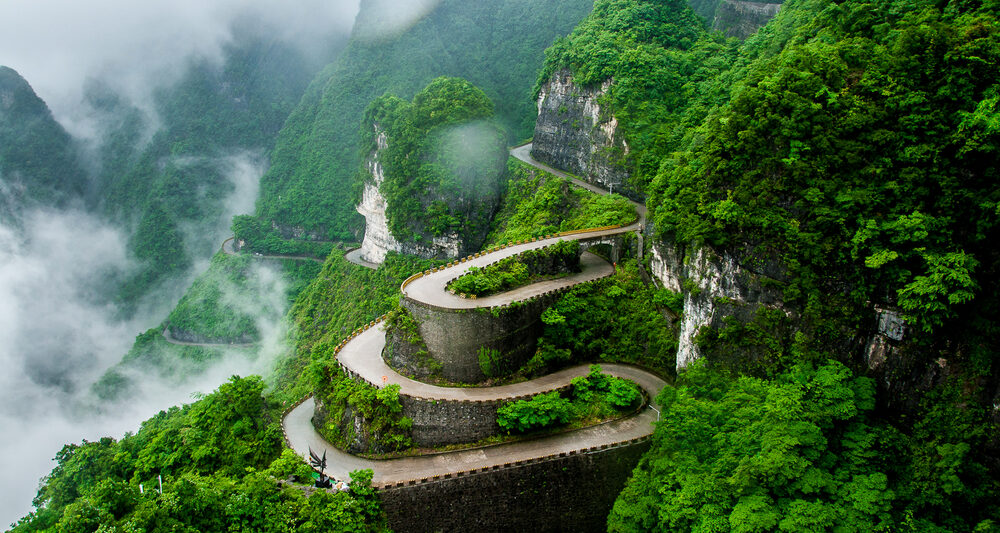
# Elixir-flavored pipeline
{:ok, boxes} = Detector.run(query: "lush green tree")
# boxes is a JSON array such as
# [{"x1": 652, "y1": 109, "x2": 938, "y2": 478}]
[
  {"x1": 254, "y1": 0, "x2": 596, "y2": 239},
  {"x1": 361, "y1": 77, "x2": 508, "y2": 249},
  {"x1": 13, "y1": 377, "x2": 389, "y2": 532},
  {"x1": 612, "y1": 362, "x2": 887, "y2": 532}
]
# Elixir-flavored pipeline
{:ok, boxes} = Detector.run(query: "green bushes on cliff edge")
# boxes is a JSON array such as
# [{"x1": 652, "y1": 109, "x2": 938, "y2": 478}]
[{"x1": 11, "y1": 376, "x2": 388, "y2": 533}]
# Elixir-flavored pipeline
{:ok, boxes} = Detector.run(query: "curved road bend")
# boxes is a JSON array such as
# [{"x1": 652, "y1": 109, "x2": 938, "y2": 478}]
[
  {"x1": 344, "y1": 247, "x2": 379, "y2": 269},
  {"x1": 283, "y1": 363, "x2": 665, "y2": 485},
  {"x1": 510, "y1": 143, "x2": 647, "y2": 225},
  {"x1": 161, "y1": 328, "x2": 255, "y2": 349},
  {"x1": 405, "y1": 250, "x2": 613, "y2": 310}
]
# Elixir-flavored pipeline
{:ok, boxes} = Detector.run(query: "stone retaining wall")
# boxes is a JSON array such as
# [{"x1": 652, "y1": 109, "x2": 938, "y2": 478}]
[
  {"x1": 399, "y1": 383, "x2": 574, "y2": 446},
  {"x1": 378, "y1": 436, "x2": 651, "y2": 533},
  {"x1": 401, "y1": 292, "x2": 563, "y2": 383}
]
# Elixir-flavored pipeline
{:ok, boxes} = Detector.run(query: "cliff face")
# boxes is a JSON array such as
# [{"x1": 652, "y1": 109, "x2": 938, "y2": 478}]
[
  {"x1": 356, "y1": 126, "x2": 462, "y2": 264},
  {"x1": 649, "y1": 235, "x2": 979, "y2": 417},
  {"x1": 649, "y1": 238, "x2": 788, "y2": 371},
  {"x1": 713, "y1": 0, "x2": 782, "y2": 38},
  {"x1": 532, "y1": 69, "x2": 639, "y2": 200},
  {"x1": 687, "y1": 0, "x2": 783, "y2": 39}
]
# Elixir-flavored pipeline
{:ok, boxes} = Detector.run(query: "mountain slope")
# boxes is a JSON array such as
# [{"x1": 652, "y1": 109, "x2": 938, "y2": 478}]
[
  {"x1": 0, "y1": 67, "x2": 88, "y2": 220},
  {"x1": 254, "y1": 0, "x2": 596, "y2": 240}
]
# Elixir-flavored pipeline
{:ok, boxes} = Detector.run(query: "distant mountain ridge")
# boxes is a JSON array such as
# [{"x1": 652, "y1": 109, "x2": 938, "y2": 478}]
[{"x1": 0, "y1": 66, "x2": 88, "y2": 220}]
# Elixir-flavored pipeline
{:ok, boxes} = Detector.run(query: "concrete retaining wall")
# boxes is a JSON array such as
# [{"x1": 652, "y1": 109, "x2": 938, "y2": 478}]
[
  {"x1": 378, "y1": 436, "x2": 651, "y2": 533},
  {"x1": 401, "y1": 293, "x2": 564, "y2": 383},
  {"x1": 399, "y1": 383, "x2": 573, "y2": 446}
]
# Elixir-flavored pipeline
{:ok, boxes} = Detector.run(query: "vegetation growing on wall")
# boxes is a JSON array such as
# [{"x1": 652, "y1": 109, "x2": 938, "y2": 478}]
[
  {"x1": 12, "y1": 376, "x2": 388, "y2": 533},
  {"x1": 361, "y1": 77, "x2": 508, "y2": 248},
  {"x1": 487, "y1": 159, "x2": 638, "y2": 244},
  {"x1": 385, "y1": 304, "x2": 440, "y2": 377},
  {"x1": 498, "y1": 365, "x2": 641, "y2": 433},
  {"x1": 448, "y1": 240, "x2": 581, "y2": 297},
  {"x1": 311, "y1": 353, "x2": 415, "y2": 454}
]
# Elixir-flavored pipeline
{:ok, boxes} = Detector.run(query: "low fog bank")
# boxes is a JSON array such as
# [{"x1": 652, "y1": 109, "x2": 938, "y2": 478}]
[
  {"x1": 0, "y1": 151, "x2": 290, "y2": 527},
  {"x1": 0, "y1": 0, "x2": 361, "y2": 142}
]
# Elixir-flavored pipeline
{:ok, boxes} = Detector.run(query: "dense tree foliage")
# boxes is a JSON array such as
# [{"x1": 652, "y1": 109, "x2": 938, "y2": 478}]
[
  {"x1": 652, "y1": 0, "x2": 1000, "y2": 352},
  {"x1": 253, "y1": 0, "x2": 596, "y2": 239},
  {"x1": 609, "y1": 361, "x2": 1000, "y2": 532},
  {"x1": 361, "y1": 77, "x2": 507, "y2": 247},
  {"x1": 486, "y1": 159, "x2": 638, "y2": 244},
  {"x1": 12, "y1": 376, "x2": 388, "y2": 532},
  {"x1": 0, "y1": 67, "x2": 88, "y2": 219}
]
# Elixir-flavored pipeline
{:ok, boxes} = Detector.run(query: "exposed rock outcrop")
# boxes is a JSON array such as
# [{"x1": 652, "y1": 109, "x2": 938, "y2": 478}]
[
  {"x1": 356, "y1": 127, "x2": 462, "y2": 264},
  {"x1": 532, "y1": 70, "x2": 639, "y2": 201},
  {"x1": 712, "y1": 0, "x2": 782, "y2": 38},
  {"x1": 689, "y1": 0, "x2": 783, "y2": 39},
  {"x1": 649, "y1": 238, "x2": 788, "y2": 371}
]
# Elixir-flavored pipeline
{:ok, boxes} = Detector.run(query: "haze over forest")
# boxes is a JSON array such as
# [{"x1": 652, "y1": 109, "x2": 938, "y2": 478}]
[
  {"x1": 2, "y1": 0, "x2": 999, "y2": 530},
  {"x1": 0, "y1": 0, "x2": 367, "y2": 524}
]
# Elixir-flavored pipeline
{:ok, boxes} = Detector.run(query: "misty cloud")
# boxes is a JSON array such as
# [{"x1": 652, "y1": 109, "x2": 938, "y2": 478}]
[
  {"x1": 352, "y1": 0, "x2": 443, "y2": 42},
  {"x1": 0, "y1": 207, "x2": 140, "y2": 525},
  {"x1": 0, "y1": 204, "x2": 296, "y2": 526},
  {"x1": 0, "y1": 0, "x2": 361, "y2": 139}
]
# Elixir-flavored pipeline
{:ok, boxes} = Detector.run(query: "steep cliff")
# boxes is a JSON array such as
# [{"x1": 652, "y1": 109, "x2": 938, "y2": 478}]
[
  {"x1": 355, "y1": 78, "x2": 507, "y2": 263},
  {"x1": 0, "y1": 66, "x2": 87, "y2": 218},
  {"x1": 532, "y1": 70, "x2": 638, "y2": 201},
  {"x1": 356, "y1": 126, "x2": 462, "y2": 263},
  {"x1": 688, "y1": 0, "x2": 782, "y2": 38},
  {"x1": 648, "y1": 237, "x2": 789, "y2": 371}
]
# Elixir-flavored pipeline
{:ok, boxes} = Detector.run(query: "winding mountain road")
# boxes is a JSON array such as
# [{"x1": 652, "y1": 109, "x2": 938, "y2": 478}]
[
  {"x1": 281, "y1": 143, "x2": 665, "y2": 487},
  {"x1": 161, "y1": 328, "x2": 255, "y2": 348},
  {"x1": 344, "y1": 246, "x2": 379, "y2": 269}
]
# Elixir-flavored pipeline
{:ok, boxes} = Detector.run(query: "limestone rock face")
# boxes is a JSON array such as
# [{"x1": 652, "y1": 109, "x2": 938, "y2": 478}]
[
  {"x1": 531, "y1": 70, "x2": 639, "y2": 200},
  {"x1": 651, "y1": 234, "x2": 920, "y2": 387},
  {"x1": 712, "y1": 0, "x2": 782, "y2": 38},
  {"x1": 356, "y1": 127, "x2": 462, "y2": 264},
  {"x1": 651, "y1": 240, "x2": 788, "y2": 371}
]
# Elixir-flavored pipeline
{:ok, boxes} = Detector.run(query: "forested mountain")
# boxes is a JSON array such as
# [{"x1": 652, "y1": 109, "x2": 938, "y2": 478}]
[
  {"x1": 534, "y1": 0, "x2": 1000, "y2": 529},
  {"x1": 92, "y1": 28, "x2": 341, "y2": 313},
  {"x1": 9, "y1": 0, "x2": 1000, "y2": 530},
  {"x1": 0, "y1": 67, "x2": 88, "y2": 221},
  {"x1": 253, "y1": 0, "x2": 596, "y2": 241}
]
